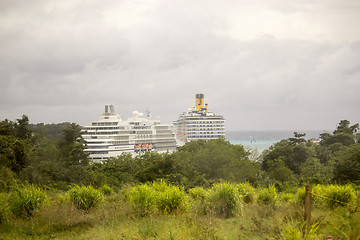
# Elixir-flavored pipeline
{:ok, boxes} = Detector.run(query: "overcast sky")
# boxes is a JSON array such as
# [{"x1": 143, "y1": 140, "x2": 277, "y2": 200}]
[{"x1": 1, "y1": 0, "x2": 359, "y2": 131}]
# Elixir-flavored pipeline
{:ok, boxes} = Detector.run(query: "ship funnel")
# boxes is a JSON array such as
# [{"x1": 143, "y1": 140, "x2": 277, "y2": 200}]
[
  {"x1": 195, "y1": 94, "x2": 200, "y2": 111},
  {"x1": 195, "y1": 93, "x2": 205, "y2": 111},
  {"x1": 105, "y1": 105, "x2": 109, "y2": 114},
  {"x1": 110, "y1": 105, "x2": 115, "y2": 113},
  {"x1": 199, "y1": 94, "x2": 204, "y2": 110}
]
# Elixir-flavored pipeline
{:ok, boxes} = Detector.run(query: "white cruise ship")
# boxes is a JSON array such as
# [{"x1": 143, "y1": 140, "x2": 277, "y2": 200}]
[
  {"x1": 174, "y1": 94, "x2": 225, "y2": 145},
  {"x1": 82, "y1": 105, "x2": 177, "y2": 161}
]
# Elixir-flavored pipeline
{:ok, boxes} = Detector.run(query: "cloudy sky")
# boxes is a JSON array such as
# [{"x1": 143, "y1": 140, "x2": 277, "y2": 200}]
[{"x1": 1, "y1": 0, "x2": 359, "y2": 131}]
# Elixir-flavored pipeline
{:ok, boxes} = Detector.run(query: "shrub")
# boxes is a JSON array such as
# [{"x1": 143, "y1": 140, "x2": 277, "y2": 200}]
[
  {"x1": 128, "y1": 183, "x2": 156, "y2": 215},
  {"x1": 100, "y1": 184, "x2": 113, "y2": 195},
  {"x1": 279, "y1": 192, "x2": 296, "y2": 203},
  {"x1": 280, "y1": 220, "x2": 320, "y2": 240},
  {"x1": 128, "y1": 180, "x2": 188, "y2": 215},
  {"x1": 188, "y1": 186, "x2": 207, "y2": 200},
  {"x1": 153, "y1": 180, "x2": 187, "y2": 214},
  {"x1": 10, "y1": 185, "x2": 47, "y2": 217},
  {"x1": 206, "y1": 182, "x2": 242, "y2": 218},
  {"x1": 257, "y1": 185, "x2": 278, "y2": 206},
  {"x1": 0, "y1": 193, "x2": 9, "y2": 223},
  {"x1": 295, "y1": 187, "x2": 306, "y2": 205},
  {"x1": 236, "y1": 182, "x2": 256, "y2": 204},
  {"x1": 68, "y1": 185, "x2": 103, "y2": 211},
  {"x1": 318, "y1": 184, "x2": 356, "y2": 209}
]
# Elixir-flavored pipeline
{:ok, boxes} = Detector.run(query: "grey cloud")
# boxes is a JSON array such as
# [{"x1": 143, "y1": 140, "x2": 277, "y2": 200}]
[{"x1": 0, "y1": 0, "x2": 359, "y2": 130}]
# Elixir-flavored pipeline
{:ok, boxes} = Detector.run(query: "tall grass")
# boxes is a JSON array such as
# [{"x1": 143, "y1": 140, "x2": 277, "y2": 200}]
[
  {"x1": 188, "y1": 186, "x2": 207, "y2": 200},
  {"x1": 206, "y1": 182, "x2": 242, "y2": 218},
  {"x1": 236, "y1": 182, "x2": 256, "y2": 204},
  {"x1": 68, "y1": 185, "x2": 103, "y2": 211},
  {"x1": 10, "y1": 185, "x2": 47, "y2": 217},
  {"x1": 257, "y1": 185, "x2": 278, "y2": 206},
  {"x1": 0, "y1": 193, "x2": 9, "y2": 223},
  {"x1": 128, "y1": 180, "x2": 188, "y2": 215},
  {"x1": 153, "y1": 180, "x2": 188, "y2": 214},
  {"x1": 100, "y1": 184, "x2": 113, "y2": 196},
  {"x1": 280, "y1": 220, "x2": 321, "y2": 240}
]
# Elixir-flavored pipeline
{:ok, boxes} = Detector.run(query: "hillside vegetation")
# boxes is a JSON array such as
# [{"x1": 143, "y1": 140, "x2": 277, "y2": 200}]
[{"x1": 0, "y1": 116, "x2": 359, "y2": 239}]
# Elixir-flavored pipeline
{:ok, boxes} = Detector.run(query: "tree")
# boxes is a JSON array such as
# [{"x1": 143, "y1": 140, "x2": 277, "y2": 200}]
[
  {"x1": 333, "y1": 144, "x2": 360, "y2": 183},
  {"x1": 59, "y1": 123, "x2": 88, "y2": 166},
  {"x1": 288, "y1": 132, "x2": 306, "y2": 145},
  {"x1": 265, "y1": 157, "x2": 295, "y2": 183},
  {"x1": 321, "y1": 120, "x2": 359, "y2": 146},
  {"x1": 57, "y1": 123, "x2": 89, "y2": 184},
  {"x1": 15, "y1": 115, "x2": 32, "y2": 140}
]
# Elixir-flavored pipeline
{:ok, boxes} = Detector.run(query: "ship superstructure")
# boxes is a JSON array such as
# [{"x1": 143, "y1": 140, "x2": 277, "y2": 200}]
[
  {"x1": 174, "y1": 94, "x2": 225, "y2": 144},
  {"x1": 82, "y1": 105, "x2": 177, "y2": 161}
]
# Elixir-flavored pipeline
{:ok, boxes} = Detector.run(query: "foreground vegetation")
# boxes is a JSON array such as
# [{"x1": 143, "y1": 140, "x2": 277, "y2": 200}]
[
  {"x1": 0, "y1": 182, "x2": 359, "y2": 239},
  {"x1": 1, "y1": 116, "x2": 359, "y2": 239}
]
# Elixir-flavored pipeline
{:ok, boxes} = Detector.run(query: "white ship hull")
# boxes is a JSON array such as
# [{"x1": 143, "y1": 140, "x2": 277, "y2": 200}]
[{"x1": 82, "y1": 105, "x2": 177, "y2": 162}]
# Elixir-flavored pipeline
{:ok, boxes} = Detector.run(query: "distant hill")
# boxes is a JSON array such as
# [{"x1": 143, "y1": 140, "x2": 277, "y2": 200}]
[{"x1": 29, "y1": 122, "x2": 72, "y2": 141}]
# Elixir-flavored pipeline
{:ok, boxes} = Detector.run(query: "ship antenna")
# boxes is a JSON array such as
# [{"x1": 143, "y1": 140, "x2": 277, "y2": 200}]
[{"x1": 146, "y1": 107, "x2": 151, "y2": 118}]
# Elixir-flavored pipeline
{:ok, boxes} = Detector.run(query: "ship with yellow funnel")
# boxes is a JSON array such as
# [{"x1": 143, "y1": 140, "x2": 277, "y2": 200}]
[{"x1": 174, "y1": 94, "x2": 225, "y2": 144}]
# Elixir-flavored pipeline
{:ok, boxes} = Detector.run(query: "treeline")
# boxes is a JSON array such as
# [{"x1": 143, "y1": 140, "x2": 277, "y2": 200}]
[{"x1": 0, "y1": 116, "x2": 359, "y2": 191}]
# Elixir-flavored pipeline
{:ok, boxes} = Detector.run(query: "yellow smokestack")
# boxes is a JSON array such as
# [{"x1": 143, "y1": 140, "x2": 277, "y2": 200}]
[
  {"x1": 195, "y1": 94, "x2": 200, "y2": 111},
  {"x1": 199, "y1": 93, "x2": 204, "y2": 110},
  {"x1": 205, "y1": 103, "x2": 208, "y2": 113}
]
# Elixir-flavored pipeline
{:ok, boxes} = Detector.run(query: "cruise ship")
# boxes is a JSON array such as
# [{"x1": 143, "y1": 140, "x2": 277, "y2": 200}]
[
  {"x1": 82, "y1": 105, "x2": 177, "y2": 161},
  {"x1": 174, "y1": 94, "x2": 225, "y2": 144}
]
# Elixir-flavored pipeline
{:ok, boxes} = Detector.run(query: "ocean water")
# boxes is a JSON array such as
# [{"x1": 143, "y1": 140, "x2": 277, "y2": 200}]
[{"x1": 226, "y1": 130, "x2": 328, "y2": 152}]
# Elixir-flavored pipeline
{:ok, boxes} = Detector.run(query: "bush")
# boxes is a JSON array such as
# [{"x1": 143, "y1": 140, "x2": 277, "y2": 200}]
[
  {"x1": 316, "y1": 184, "x2": 356, "y2": 209},
  {"x1": 100, "y1": 184, "x2": 113, "y2": 195},
  {"x1": 153, "y1": 180, "x2": 188, "y2": 214},
  {"x1": 128, "y1": 183, "x2": 156, "y2": 215},
  {"x1": 257, "y1": 185, "x2": 278, "y2": 206},
  {"x1": 279, "y1": 192, "x2": 296, "y2": 203},
  {"x1": 10, "y1": 185, "x2": 47, "y2": 217},
  {"x1": 188, "y1": 186, "x2": 207, "y2": 200},
  {"x1": 0, "y1": 193, "x2": 9, "y2": 223},
  {"x1": 206, "y1": 182, "x2": 242, "y2": 218},
  {"x1": 237, "y1": 182, "x2": 256, "y2": 204},
  {"x1": 128, "y1": 180, "x2": 188, "y2": 215},
  {"x1": 68, "y1": 185, "x2": 103, "y2": 211},
  {"x1": 280, "y1": 220, "x2": 320, "y2": 240}
]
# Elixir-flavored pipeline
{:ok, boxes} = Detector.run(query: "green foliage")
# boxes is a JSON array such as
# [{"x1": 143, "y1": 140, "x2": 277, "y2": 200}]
[
  {"x1": 257, "y1": 185, "x2": 278, "y2": 206},
  {"x1": 236, "y1": 182, "x2": 256, "y2": 204},
  {"x1": 333, "y1": 144, "x2": 360, "y2": 183},
  {"x1": 280, "y1": 220, "x2": 320, "y2": 240},
  {"x1": 152, "y1": 180, "x2": 188, "y2": 214},
  {"x1": 10, "y1": 185, "x2": 47, "y2": 217},
  {"x1": 68, "y1": 185, "x2": 103, "y2": 211},
  {"x1": 0, "y1": 166, "x2": 18, "y2": 192},
  {"x1": 0, "y1": 193, "x2": 9, "y2": 223},
  {"x1": 205, "y1": 182, "x2": 243, "y2": 218},
  {"x1": 128, "y1": 180, "x2": 188, "y2": 215},
  {"x1": 128, "y1": 183, "x2": 156, "y2": 215},
  {"x1": 177, "y1": 138, "x2": 258, "y2": 184},
  {"x1": 314, "y1": 184, "x2": 356, "y2": 209},
  {"x1": 0, "y1": 135, "x2": 29, "y2": 174},
  {"x1": 279, "y1": 192, "x2": 296, "y2": 203},
  {"x1": 100, "y1": 184, "x2": 113, "y2": 195},
  {"x1": 188, "y1": 186, "x2": 207, "y2": 200},
  {"x1": 29, "y1": 122, "x2": 72, "y2": 141}
]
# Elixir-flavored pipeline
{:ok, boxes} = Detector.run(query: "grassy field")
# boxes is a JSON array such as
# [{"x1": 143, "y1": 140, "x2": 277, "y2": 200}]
[{"x1": 0, "y1": 183, "x2": 359, "y2": 239}]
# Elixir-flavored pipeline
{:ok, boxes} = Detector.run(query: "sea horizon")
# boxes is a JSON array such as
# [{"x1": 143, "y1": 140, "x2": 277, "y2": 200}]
[{"x1": 226, "y1": 130, "x2": 330, "y2": 152}]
